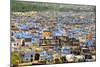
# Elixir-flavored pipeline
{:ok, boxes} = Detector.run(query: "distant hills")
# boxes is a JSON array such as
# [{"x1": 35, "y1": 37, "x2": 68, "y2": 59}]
[{"x1": 11, "y1": 0, "x2": 96, "y2": 12}]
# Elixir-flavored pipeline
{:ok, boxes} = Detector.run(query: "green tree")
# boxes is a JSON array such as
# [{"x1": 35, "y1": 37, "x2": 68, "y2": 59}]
[{"x1": 11, "y1": 52, "x2": 21, "y2": 65}]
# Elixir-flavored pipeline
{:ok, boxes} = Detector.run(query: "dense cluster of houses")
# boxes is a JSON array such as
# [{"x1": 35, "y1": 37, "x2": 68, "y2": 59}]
[{"x1": 11, "y1": 11, "x2": 96, "y2": 65}]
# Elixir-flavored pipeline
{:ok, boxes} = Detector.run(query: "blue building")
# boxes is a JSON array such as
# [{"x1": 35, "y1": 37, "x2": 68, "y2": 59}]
[
  {"x1": 15, "y1": 32, "x2": 32, "y2": 38},
  {"x1": 21, "y1": 49, "x2": 35, "y2": 62},
  {"x1": 61, "y1": 47, "x2": 71, "y2": 56},
  {"x1": 85, "y1": 40, "x2": 94, "y2": 47}
]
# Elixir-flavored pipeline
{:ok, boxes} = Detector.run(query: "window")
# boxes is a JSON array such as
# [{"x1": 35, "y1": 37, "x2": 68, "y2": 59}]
[{"x1": 31, "y1": 55, "x2": 33, "y2": 57}]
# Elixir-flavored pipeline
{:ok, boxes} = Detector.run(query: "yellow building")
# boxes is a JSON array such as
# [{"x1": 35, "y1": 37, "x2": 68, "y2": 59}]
[{"x1": 42, "y1": 31, "x2": 51, "y2": 38}]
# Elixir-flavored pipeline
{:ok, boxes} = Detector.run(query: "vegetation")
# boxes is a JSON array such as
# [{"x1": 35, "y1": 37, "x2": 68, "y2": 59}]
[
  {"x1": 11, "y1": 0, "x2": 95, "y2": 12},
  {"x1": 11, "y1": 0, "x2": 50, "y2": 12},
  {"x1": 11, "y1": 52, "x2": 21, "y2": 65}
]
